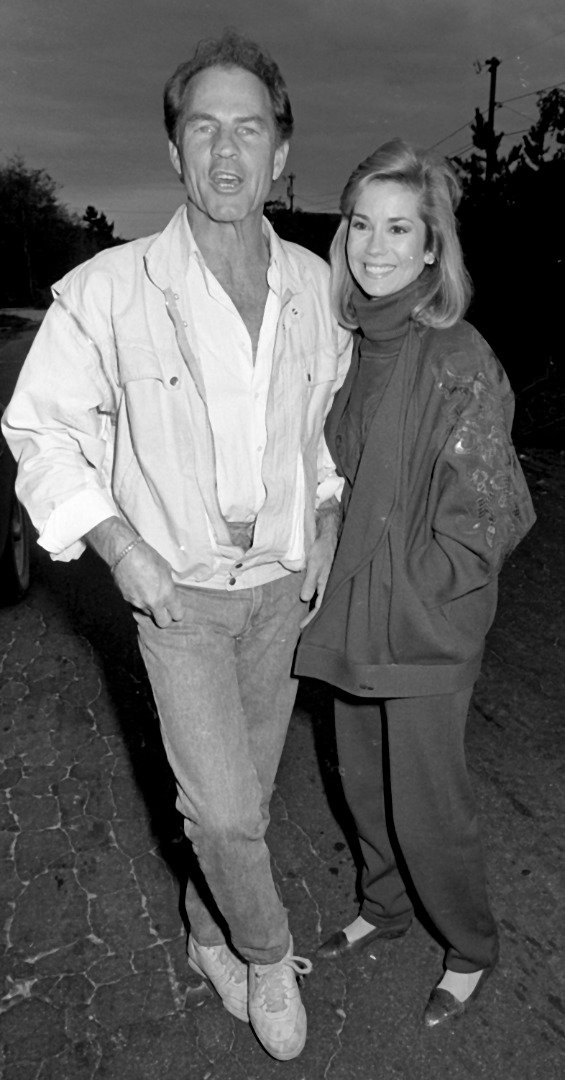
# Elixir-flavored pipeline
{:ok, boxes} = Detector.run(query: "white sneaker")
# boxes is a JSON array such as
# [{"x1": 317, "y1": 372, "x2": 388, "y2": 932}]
[
  {"x1": 187, "y1": 935, "x2": 249, "y2": 1022},
  {"x1": 248, "y1": 939, "x2": 312, "y2": 1060}
]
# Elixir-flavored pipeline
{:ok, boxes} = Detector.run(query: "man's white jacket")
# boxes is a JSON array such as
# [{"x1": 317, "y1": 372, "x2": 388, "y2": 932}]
[{"x1": 2, "y1": 206, "x2": 351, "y2": 588}]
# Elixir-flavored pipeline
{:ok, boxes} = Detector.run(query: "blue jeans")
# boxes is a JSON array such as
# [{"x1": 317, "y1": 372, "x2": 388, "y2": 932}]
[{"x1": 134, "y1": 572, "x2": 306, "y2": 965}]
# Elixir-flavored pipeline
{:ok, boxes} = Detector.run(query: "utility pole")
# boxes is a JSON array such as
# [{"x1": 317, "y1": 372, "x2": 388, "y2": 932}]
[
  {"x1": 285, "y1": 172, "x2": 295, "y2": 213},
  {"x1": 484, "y1": 56, "x2": 500, "y2": 183}
]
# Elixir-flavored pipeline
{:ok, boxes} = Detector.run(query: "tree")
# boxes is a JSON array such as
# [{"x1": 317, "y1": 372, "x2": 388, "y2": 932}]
[
  {"x1": 0, "y1": 158, "x2": 123, "y2": 306},
  {"x1": 264, "y1": 198, "x2": 287, "y2": 216},
  {"x1": 0, "y1": 156, "x2": 82, "y2": 304},
  {"x1": 453, "y1": 88, "x2": 565, "y2": 444},
  {"x1": 454, "y1": 87, "x2": 565, "y2": 195},
  {"x1": 83, "y1": 204, "x2": 117, "y2": 246},
  {"x1": 518, "y1": 87, "x2": 565, "y2": 170},
  {"x1": 454, "y1": 107, "x2": 505, "y2": 191}
]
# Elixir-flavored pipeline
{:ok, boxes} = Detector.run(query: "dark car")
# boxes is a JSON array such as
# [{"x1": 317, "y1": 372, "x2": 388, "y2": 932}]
[{"x1": 0, "y1": 406, "x2": 31, "y2": 604}]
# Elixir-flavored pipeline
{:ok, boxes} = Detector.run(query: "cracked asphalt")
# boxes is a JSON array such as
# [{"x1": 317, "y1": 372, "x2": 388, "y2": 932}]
[{"x1": 0, "y1": 328, "x2": 564, "y2": 1080}]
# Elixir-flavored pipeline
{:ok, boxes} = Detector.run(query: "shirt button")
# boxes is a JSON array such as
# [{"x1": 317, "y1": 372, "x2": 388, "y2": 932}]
[
  {"x1": 170, "y1": 376, "x2": 178, "y2": 386},
  {"x1": 234, "y1": 563, "x2": 243, "y2": 569},
  {"x1": 174, "y1": 293, "x2": 179, "y2": 300},
  {"x1": 228, "y1": 576, "x2": 236, "y2": 585}
]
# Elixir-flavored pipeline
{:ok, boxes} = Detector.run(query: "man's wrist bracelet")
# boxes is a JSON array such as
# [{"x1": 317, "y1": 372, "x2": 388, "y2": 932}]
[{"x1": 110, "y1": 535, "x2": 143, "y2": 574}]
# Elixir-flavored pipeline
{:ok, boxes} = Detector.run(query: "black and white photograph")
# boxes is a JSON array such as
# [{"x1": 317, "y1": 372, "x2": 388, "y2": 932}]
[{"x1": 0, "y1": 2, "x2": 563, "y2": 1077}]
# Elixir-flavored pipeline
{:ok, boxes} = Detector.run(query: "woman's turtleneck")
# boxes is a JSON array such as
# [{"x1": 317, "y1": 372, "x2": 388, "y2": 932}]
[
  {"x1": 336, "y1": 271, "x2": 430, "y2": 484},
  {"x1": 352, "y1": 271, "x2": 430, "y2": 357}
]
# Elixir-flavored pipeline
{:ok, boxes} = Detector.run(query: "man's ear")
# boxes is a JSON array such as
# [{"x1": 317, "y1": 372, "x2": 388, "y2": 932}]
[
  {"x1": 273, "y1": 140, "x2": 289, "y2": 181},
  {"x1": 168, "y1": 140, "x2": 182, "y2": 178}
]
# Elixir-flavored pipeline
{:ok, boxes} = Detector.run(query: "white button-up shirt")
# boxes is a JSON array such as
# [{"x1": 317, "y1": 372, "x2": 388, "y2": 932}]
[{"x1": 184, "y1": 239, "x2": 280, "y2": 524}]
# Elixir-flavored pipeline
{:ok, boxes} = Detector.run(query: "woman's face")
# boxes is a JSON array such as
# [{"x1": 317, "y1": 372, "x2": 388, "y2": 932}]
[{"x1": 346, "y1": 180, "x2": 430, "y2": 298}]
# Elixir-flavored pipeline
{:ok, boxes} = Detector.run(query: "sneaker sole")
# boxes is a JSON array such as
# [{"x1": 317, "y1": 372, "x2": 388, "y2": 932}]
[
  {"x1": 187, "y1": 955, "x2": 249, "y2": 1023},
  {"x1": 249, "y1": 1026, "x2": 307, "y2": 1060},
  {"x1": 249, "y1": 1006, "x2": 307, "y2": 1060}
]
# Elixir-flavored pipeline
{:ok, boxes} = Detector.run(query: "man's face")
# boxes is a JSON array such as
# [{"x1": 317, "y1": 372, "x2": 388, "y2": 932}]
[{"x1": 169, "y1": 65, "x2": 289, "y2": 227}]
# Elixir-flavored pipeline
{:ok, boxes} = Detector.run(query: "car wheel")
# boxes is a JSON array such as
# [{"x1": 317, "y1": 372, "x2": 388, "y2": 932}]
[{"x1": 0, "y1": 490, "x2": 31, "y2": 603}]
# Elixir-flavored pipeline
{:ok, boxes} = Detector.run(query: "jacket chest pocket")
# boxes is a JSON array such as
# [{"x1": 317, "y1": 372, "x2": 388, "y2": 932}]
[
  {"x1": 299, "y1": 346, "x2": 338, "y2": 386},
  {"x1": 117, "y1": 346, "x2": 182, "y2": 392}
]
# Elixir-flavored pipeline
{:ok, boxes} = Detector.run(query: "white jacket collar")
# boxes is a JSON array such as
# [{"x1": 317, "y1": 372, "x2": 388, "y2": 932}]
[{"x1": 144, "y1": 204, "x2": 306, "y2": 298}]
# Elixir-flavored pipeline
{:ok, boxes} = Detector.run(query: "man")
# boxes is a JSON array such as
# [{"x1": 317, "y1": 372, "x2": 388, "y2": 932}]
[{"x1": 2, "y1": 32, "x2": 350, "y2": 1061}]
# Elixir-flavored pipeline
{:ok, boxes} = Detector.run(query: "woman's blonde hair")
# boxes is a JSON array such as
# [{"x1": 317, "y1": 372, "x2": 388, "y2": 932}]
[{"x1": 331, "y1": 138, "x2": 472, "y2": 329}]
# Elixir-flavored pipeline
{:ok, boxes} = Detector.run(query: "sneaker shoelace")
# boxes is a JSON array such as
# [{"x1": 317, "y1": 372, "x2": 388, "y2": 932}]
[{"x1": 254, "y1": 954, "x2": 313, "y2": 1013}]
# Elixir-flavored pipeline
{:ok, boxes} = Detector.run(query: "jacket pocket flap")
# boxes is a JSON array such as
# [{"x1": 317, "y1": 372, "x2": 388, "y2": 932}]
[
  {"x1": 117, "y1": 346, "x2": 180, "y2": 389},
  {"x1": 300, "y1": 347, "x2": 338, "y2": 385}
]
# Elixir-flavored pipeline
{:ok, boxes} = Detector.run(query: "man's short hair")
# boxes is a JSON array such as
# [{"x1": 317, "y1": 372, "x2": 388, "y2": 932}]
[{"x1": 164, "y1": 30, "x2": 294, "y2": 148}]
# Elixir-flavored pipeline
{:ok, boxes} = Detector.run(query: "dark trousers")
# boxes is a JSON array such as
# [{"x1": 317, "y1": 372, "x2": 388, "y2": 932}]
[{"x1": 334, "y1": 687, "x2": 499, "y2": 972}]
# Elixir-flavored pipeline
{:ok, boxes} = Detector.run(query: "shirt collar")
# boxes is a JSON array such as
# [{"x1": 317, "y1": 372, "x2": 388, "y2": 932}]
[{"x1": 145, "y1": 204, "x2": 303, "y2": 299}]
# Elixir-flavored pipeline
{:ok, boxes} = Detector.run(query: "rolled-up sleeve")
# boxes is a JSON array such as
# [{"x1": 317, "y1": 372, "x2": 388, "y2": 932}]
[{"x1": 1, "y1": 299, "x2": 119, "y2": 560}]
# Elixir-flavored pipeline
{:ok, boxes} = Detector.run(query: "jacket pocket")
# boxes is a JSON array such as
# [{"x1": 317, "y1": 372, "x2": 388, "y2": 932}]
[
  {"x1": 439, "y1": 581, "x2": 498, "y2": 644},
  {"x1": 299, "y1": 346, "x2": 338, "y2": 386},
  {"x1": 117, "y1": 345, "x2": 182, "y2": 391}
]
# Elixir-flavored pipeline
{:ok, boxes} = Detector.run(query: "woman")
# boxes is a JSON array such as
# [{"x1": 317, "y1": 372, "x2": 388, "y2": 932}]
[{"x1": 295, "y1": 139, "x2": 536, "y2": 1027}]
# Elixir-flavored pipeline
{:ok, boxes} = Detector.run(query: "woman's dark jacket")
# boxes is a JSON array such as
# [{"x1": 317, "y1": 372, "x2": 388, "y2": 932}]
[{"x1": 295, "y1": 318, "x2": 536, "y2": 698}]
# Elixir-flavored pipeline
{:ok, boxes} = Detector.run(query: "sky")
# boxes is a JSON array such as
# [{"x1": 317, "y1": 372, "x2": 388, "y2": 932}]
[{"x1": 1, "y1": 0, "x2": 564, "y2": 239}]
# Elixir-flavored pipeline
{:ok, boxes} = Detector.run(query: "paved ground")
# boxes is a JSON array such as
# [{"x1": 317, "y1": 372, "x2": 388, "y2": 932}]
[{"x1": 0, "y1": 329, "x2": 563, "y2": 1078}]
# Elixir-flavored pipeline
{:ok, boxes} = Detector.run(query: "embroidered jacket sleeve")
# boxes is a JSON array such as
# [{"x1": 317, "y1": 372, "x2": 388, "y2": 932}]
[{"x1": 410, "y1": 336, "x2": 536, "y2": 606}]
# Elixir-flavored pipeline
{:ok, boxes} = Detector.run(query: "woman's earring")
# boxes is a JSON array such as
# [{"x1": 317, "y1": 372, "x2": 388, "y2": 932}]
[{"x1": 424, "y1": 252, "x2": 435, "y2": 264}]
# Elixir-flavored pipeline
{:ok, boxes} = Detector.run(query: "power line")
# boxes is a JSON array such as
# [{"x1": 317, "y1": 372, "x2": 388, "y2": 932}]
[
  {"x1": 498, "y1": 103, "x2": 538, "y2": 123},
  {"x1": 428, "y1": 120, "x2": 474, "y2": 150},
  {"x1": 447, "y1": 143, "x2": 474, "y2": 159},
  {"x1": 427, "y1": 78, "x2": 565, "y2": 154},
  {"x1": 499, "y1": 127, "x2": 530, "y2": 139},
  {"x1": 501, "y1": 79, "x2": 565, "y2": 105}
]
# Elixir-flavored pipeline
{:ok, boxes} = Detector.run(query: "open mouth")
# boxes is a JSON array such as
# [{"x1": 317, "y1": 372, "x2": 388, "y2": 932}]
[{"x1": 210, "y1": 171, "x2": 242, "y2": 191}]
